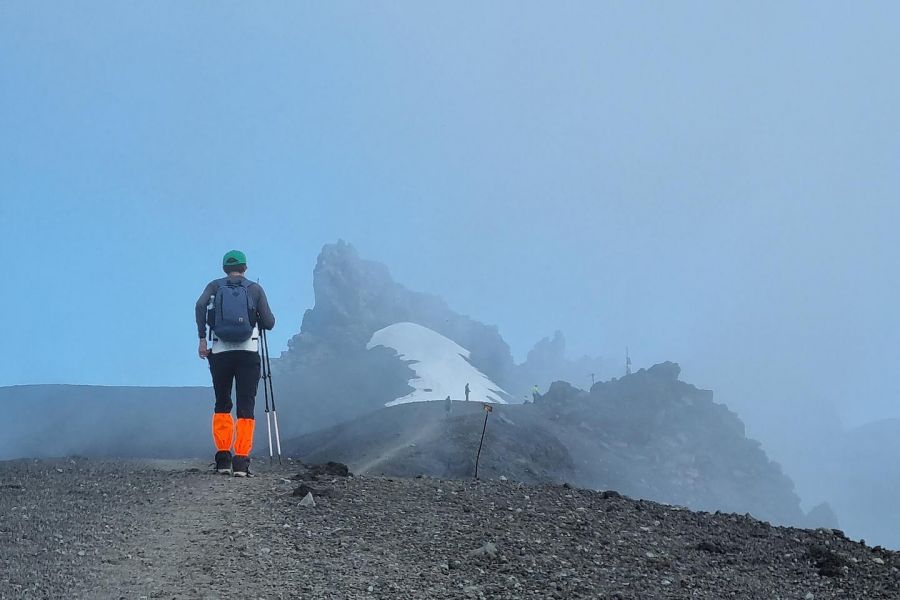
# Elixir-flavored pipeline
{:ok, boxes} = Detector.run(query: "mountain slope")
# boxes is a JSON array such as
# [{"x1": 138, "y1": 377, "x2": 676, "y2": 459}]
[{"x1": 289, "y1": 362, "x2": 812, "y2": 528}]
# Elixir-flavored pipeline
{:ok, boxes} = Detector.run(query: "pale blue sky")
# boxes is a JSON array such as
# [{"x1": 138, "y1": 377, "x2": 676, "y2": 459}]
[{"x1": 2, "y1": 2, "x2": 898, "y2": 447}]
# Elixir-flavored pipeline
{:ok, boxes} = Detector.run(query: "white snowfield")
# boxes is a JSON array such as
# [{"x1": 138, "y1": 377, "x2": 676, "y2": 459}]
[{"x1": 367, "y1": 322, "x2": 509, "y2": 407}]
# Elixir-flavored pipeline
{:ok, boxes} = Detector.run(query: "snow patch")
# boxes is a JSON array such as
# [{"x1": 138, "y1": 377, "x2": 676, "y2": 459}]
[{"x1": 367, "y1": 322, "x2": 508, "y2": 406}]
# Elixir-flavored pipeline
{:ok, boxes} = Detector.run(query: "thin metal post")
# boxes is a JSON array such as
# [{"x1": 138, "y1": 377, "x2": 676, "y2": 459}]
[{"x1": 474, "y1": 404, "x2": 492, "y2": 479}]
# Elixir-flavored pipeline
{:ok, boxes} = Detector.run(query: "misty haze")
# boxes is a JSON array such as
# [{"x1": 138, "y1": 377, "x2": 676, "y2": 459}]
[{"x1": 2, "y1": 3, "x2": 899, "y2": 599}]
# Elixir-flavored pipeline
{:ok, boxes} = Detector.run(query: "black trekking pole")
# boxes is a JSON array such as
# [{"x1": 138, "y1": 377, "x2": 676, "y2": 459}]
[
  {"x1": 474, "y1": 403, "x2": 492, "y2": 480},
  {"x1": 259, "y1": 329, "x2": 274, "y2": 465},
  {"x1": 261, "y1": 327, "x2": 282, "y2": 464}
]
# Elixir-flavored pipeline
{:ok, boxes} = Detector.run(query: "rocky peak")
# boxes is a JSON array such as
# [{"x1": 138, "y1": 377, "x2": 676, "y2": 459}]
[
  {"x1": 646, "y1": 360, "x2": 681, "y2": 381},
  {"x1": 287, "y1": 241, "x2": 516, "y2": 385}
]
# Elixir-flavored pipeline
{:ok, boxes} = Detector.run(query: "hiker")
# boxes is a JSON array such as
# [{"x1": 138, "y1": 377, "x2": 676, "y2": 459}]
[
  {"x1": 464, "y1": 383, "x2": 470, "y2": 402},
  {"x1": 195, "y1": 250, "x2": 275, "y2": 477},
  {"x1": 532, "y1": 384, "x2": 541, "y2": 403},
  {"x1": 445, "y1": 395, "x2": 452, "y2": 415}
]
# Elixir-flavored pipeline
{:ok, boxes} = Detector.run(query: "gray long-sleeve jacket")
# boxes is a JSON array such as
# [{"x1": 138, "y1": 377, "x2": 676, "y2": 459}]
[{"x1": 194, "y1": 276, "x2": 276, "y2": 339}]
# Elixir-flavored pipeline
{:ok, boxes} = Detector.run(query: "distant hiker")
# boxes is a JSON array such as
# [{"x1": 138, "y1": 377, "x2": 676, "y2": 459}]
[
  {"x1": 464, "y1": 383, "x2": 470, "y2": 402},
  {"x1": 195, "y1": 250, "x2": 275, "y2": 477},
  {"x1": 532, "y1": 384, "x2": 541, "y2": 403},
  {"x1": 445, "y1": 395, "x2": 452, "y2": 415}
]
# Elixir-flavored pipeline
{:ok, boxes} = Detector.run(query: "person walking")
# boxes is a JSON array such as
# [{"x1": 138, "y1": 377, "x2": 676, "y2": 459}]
[
  {"x1": 464, "y1": 383, "x2": 470, "y2": 402},
  {"x1": 195, "y1": 250, "x2": 275, "y2": 477}
]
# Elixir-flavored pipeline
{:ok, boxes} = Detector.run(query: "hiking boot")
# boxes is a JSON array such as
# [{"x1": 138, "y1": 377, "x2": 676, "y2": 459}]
[
  {"x1": 232, "y1": 455, "x2": 251, "y2": 477},
  {"x1": 215, "y1": 451, "x2": 232, "y2": 475}
]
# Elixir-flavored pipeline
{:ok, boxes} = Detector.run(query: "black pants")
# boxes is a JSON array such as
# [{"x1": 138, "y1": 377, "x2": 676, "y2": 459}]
[{"x1": 208, "y1": 350, "x2": 260, "y2": 419}]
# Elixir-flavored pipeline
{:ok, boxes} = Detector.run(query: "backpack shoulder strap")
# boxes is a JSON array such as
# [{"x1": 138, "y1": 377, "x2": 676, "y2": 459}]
[{"x1": 242, "y1": 279, "x2": 258, "y2": 309}]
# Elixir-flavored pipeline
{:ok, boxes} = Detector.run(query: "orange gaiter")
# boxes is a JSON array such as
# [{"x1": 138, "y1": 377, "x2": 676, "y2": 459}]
[
  {"x1": 212, "y1": 413, "x2": 235, "y2": 452},
  {"x1": 234, "y1": 418, "x2": 255, "y2": 457}
]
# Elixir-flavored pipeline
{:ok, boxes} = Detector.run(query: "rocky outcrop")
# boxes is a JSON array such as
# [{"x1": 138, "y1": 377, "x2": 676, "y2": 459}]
[
  {"x1": 534, "y1": 379, "x2": 589, "y2": 405},
  {"x1": 271, "y1": 241, "x2": 602, "y2": 434},
  {"x1": 278, "y1": 241, "x2": 516, "y2": 385},
  {"x1": 535, "y1": 362, "x2": 805, "y2": 525},
  {"x1": 514, "y1": 331, "x2": 603, "y2": 399},
  {"x1": 270, "y1": 242, "x2": 521, "y2": 434}
]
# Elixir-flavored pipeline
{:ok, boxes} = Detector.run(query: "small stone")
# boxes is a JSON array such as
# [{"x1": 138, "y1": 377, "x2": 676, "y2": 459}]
[
  {"x1": 470, "y1": 542, "x2": 499, "y2": 559},
  {"x1": 873, "y1": 557, "x2": 885, "y2": 565},
  {"x1": 805, "y1": 593, "x2": 814, "y2": 600},
  {"x1": 299, "y1": 492, "x2": 316, "y2": 507},
  {"x1": 499, "y1": 476, "x2": 508, "y2": 482}
]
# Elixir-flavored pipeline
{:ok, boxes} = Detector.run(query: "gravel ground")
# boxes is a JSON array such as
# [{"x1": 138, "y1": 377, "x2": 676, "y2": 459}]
[{"x1": 1, "y1": 458, "x2": 898, "y2": 599}]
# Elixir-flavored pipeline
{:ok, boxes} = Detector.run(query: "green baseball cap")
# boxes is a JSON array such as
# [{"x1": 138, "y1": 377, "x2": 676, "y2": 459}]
[{"x1": 223, "y1": 250, "x2": 247, "y2": 267}]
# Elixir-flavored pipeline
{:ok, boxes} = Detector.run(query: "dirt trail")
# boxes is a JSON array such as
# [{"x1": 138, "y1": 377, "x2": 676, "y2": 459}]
[
  {"x1": 3, "y1": 458, "x2": 900, "y2": 599},
  {"x1": 1, "y1": 458, "x2": 304, "y2": 599},
  {"x1": 354, "y1": 414, "x2": 445, "y2": 475}
]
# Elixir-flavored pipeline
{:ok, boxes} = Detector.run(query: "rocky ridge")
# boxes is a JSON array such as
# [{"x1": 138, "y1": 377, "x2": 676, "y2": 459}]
[{"x1": 291, "y1": 362, "x2": 830, "y2": 529}]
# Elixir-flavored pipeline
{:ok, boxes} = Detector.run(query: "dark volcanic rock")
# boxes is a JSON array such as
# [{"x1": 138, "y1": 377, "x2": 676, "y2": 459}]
[
  {"x1": 298, "y1": 461, "x2": 352, "y2": 479},
  {"x1": 808, "y1": 543, "x2": 851, "y2": 577},
  {"x1": 696, "y1": 540, "x2": 729, "y2": 554},
  {"x1": 536, "y1": 380, "x2": 589, "y2": 405}
]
